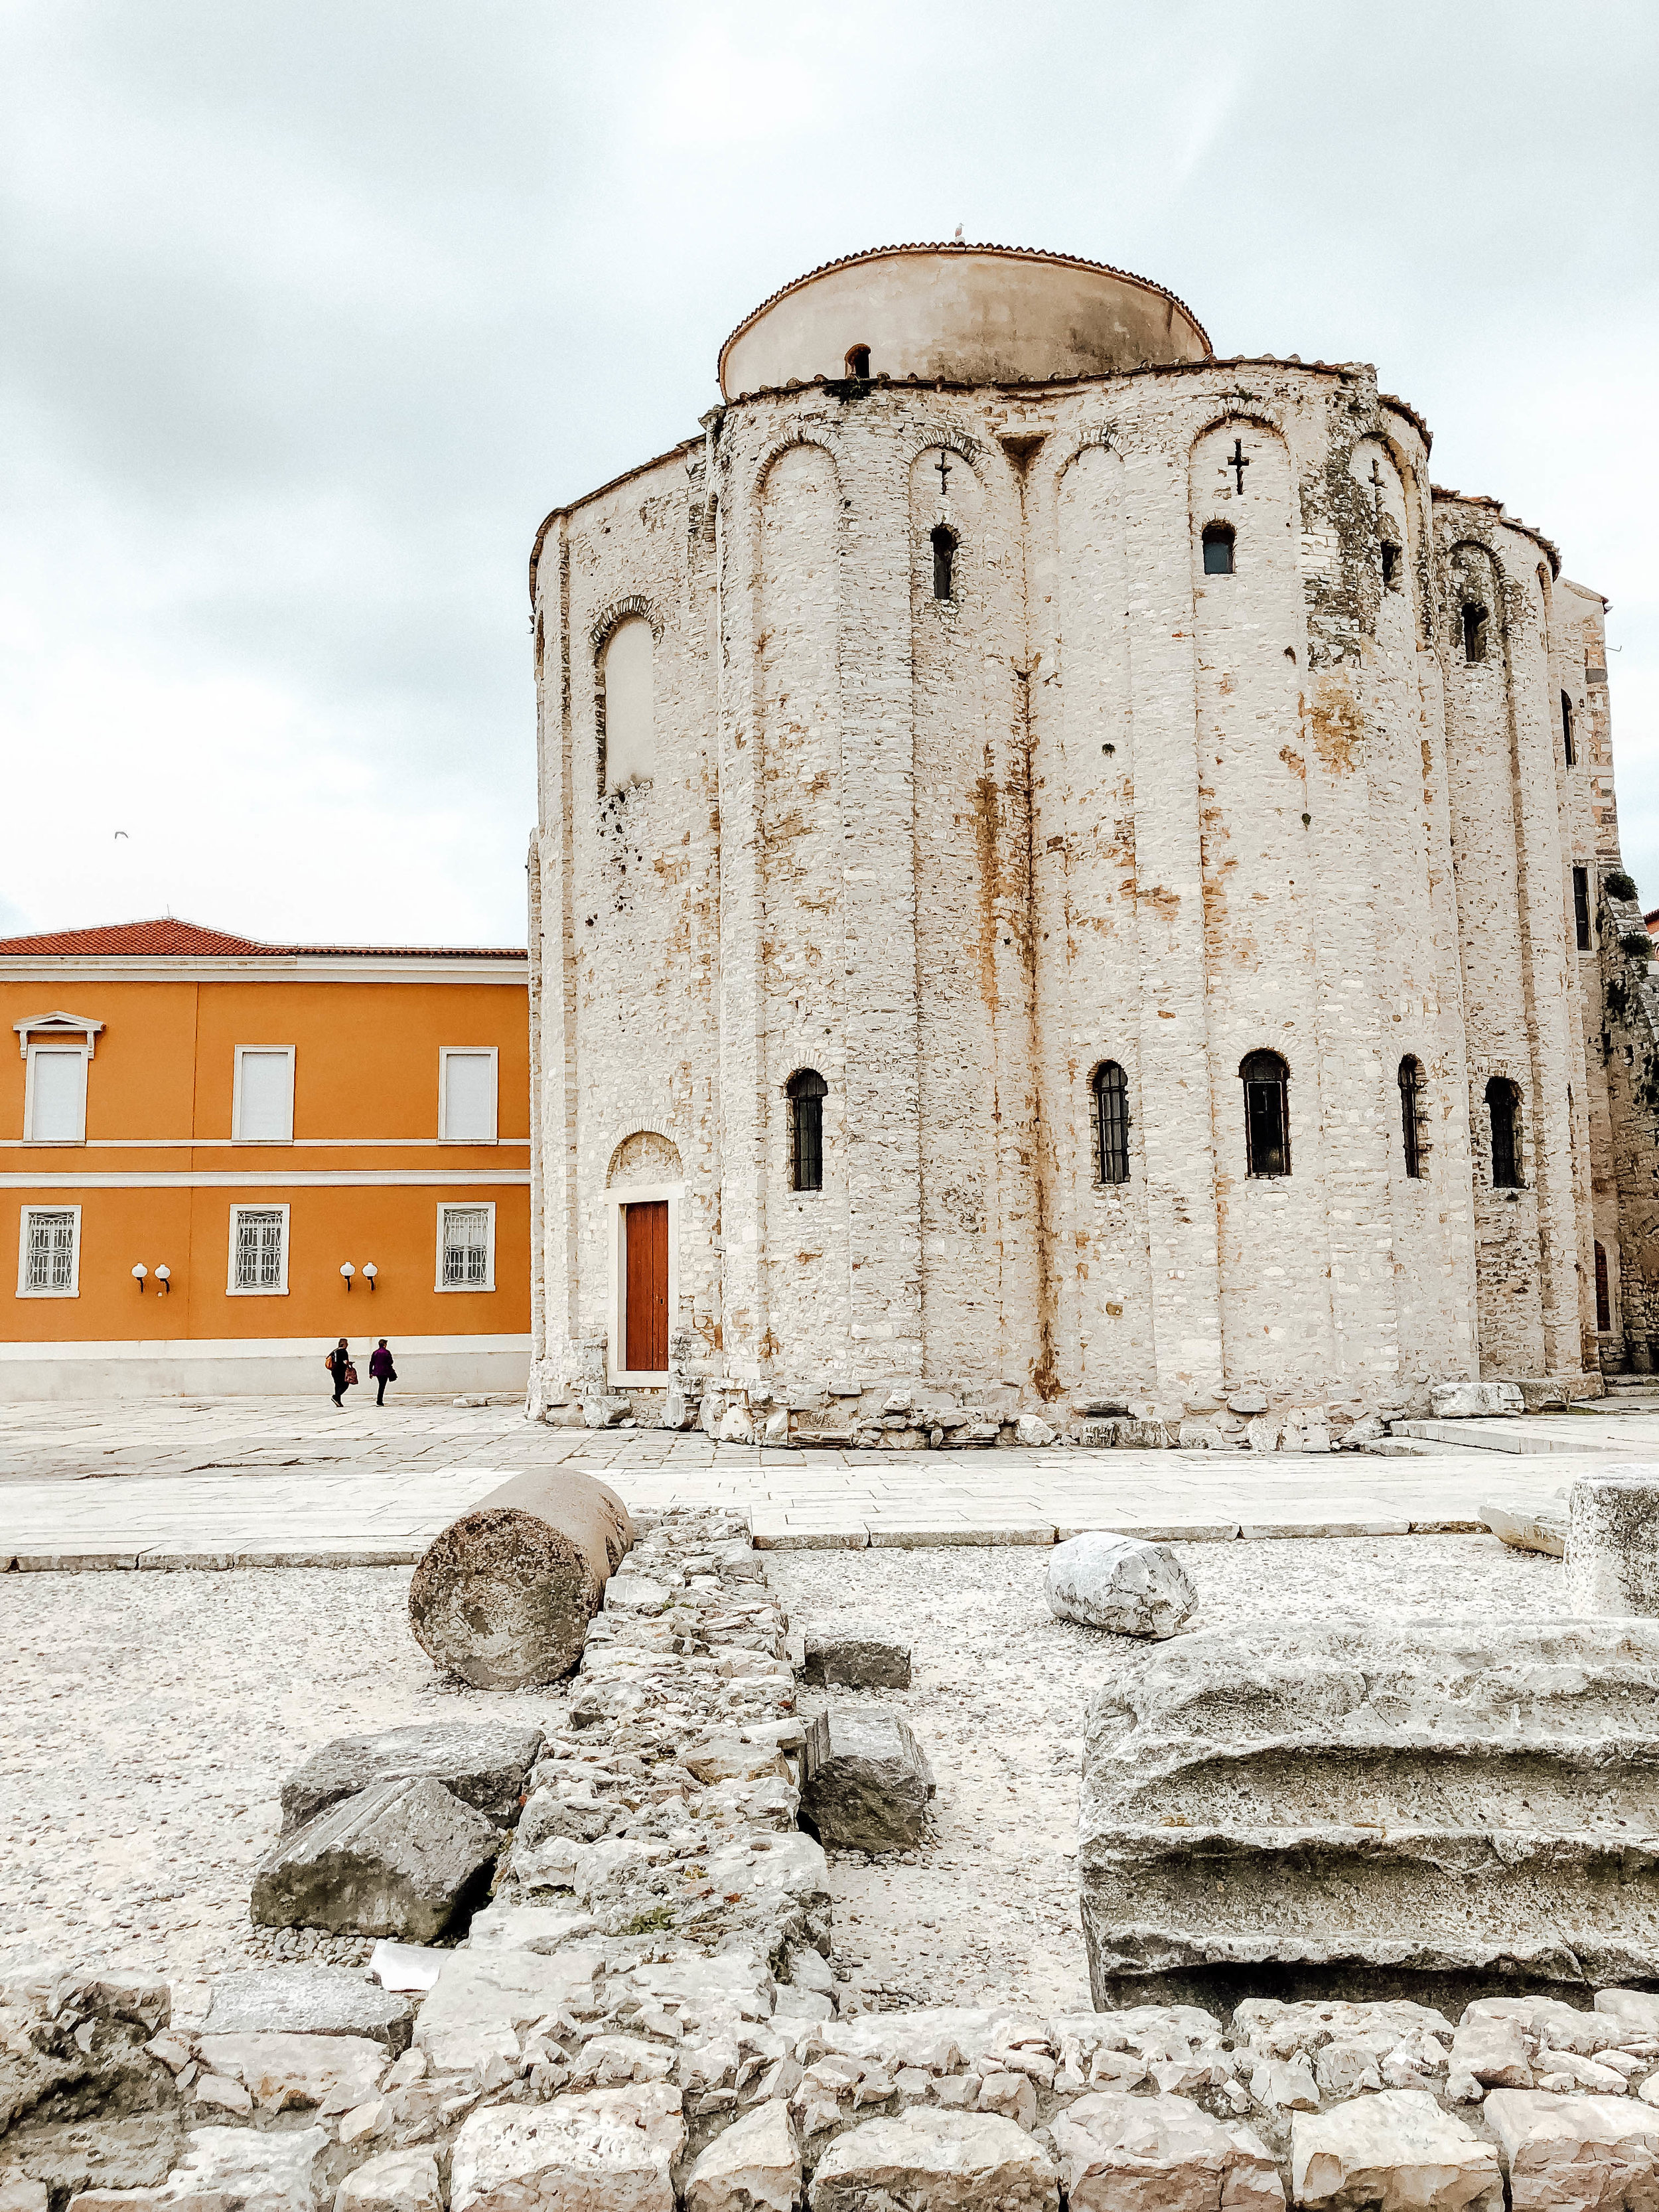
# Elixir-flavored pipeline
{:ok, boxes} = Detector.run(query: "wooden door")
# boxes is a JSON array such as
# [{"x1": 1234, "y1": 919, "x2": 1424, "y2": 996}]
[{"x1": 624, "y1": 1200, "x2": 669, "y2": 1373}]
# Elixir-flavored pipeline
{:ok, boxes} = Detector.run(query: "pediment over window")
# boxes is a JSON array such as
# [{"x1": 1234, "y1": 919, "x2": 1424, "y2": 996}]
[{"x1": 13, "y1": 1011, "x2": 105, "y2": 1059}]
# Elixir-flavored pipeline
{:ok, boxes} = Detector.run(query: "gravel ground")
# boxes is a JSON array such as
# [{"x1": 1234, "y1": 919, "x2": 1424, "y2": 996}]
[
  {"x1": 0, "y1": 1566, "x2": 566, "y2": 2022},
  {"x1": 0, "y1": 1535, "x2": 1561, "y2": 2029},
  {"x1": 768, "y1": 1533, "x2": 1565, "y2": 2018}
]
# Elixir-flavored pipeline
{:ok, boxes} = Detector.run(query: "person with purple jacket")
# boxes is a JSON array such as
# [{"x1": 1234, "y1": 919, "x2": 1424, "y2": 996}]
[{"x1": 369, "y1": 1339, "x2": 397, "y2": 1407}]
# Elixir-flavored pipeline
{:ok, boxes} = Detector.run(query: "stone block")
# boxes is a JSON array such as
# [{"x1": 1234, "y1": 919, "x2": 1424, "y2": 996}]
[
  {"x1": 333, "y1": 2150, "x2": 441, "y2": 2212},
  {"x1": 799, "y1": 1634, "x2": 912, "y2": 1688},
  {"x1": 413, "y1": 1942, "x2": 605, "y2": 2077},
  {"x1": 1078, "y1": 1622, "x2": 1659, "y2": 2005},
  {"x1": 449, "y1": 2083, "x2": 685, "y2": 2212},
  {"x1": 685, "y1": 2098, "x2": 801, "y2": 2212},
  {"x1": 1480, "y1": 1503, "x2": 1566, "y2": 1558},
  {"x1": 198, "y1": 1966, "x2": 411, "y2": 2051},
  {"x1": 800, "y1": 1712, "x2": 935, "y2": 1850},
  {"x1": 251, "y1": 1777, "x2": 500, "y2": 1942},
  {"x1": 1052, "y1": 2090, "x2": 1283, "y2": 2212},
  {"x1": 194, "y1": 2033, "x2": 386, "y2": 2112},
  {"x1": 1292, "y1": 2091, "x2": 1502, "y2": 2211},
  {"x1": 1567, "y1": 1471, "x2": 1659, "y2": 1615},
  {"x1": 807, "y1": 2109, "x2": 1058, "y2": 2210},
  {"x1": 1048, "y1": 1532, "x2": 1197, "y2": 1638},
  {"x1": 1483, "y1": 2091, "x2": 1659, "y2": 2212},
  {"x1": 279, "y1": 1720, "x2": 546, "y2": 1834},
  {"x1": 1430, "y1": 1381, "x2": 1525, "y2": 1418},
  {"x1": 169, "y1": 2126, "x2": 330, "y2": 2212}
]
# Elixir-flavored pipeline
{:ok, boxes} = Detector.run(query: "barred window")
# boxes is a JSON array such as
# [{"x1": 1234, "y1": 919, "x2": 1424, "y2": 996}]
[
  {"x1": 1398, "y1": 1055, "x2": 1427, "y2": 1179},
  {"x1": 441, "y1": 1205, "x2": 492, "y2": 1288},
  {"x1": 1486, "y1": 1077, "x2": 1523, "y2": 1189},
  {"x1": 23, "y1": 1208, "x2": 78, "y2": 1293},
  {"x1": 1090, "y1": 1061, "x2": 1129, "y2": 1185},
  {"x1": 1242, "y1": 1051, "x2": 1291, "y2": 1177},
  {"x1": 786, "y1": 1069, "x2": 826, "y2": 1193},
  {"x1": 232, "y1": 1207, "x2": 286, "y2": 1291}
]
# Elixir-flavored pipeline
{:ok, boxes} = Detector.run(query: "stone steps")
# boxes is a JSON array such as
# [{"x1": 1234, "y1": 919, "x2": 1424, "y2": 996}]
[{"x1": 1080, "y1": 1621, "x2": 1659, "y2": 2011}]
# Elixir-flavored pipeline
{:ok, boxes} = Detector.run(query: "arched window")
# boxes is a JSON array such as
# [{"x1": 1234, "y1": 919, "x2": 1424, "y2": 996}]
[
  {"x1": 844, "y1": 344, "x2": 871, "y2": 379},
  {"x1": 1202, "y1": 522, "x2": 1234, "y2": 576},
  {"x1": 1561, "y1": 692, "x2": 1576, "y2": 768},
  {"x1": 1381, "y1": 542, "x2": 1402, "y2": 591},
  {"x1": 1090, "y1": 1062, "x2": 1129, "y2": 1185},
  {"x1": 931, "y1": 525, "x2": 957, "y2": 601},
  {"x1": 1486, "y1": 1076, "x2": 1522, "y2": 1188},
  {"x1": 1398, "y1": 1055, "x2": 1426, "y2": 1178},
  {"x1": 1462, "y1": 603, "x2": 1488, "y2": 664},
  {"x1": 599, "y1": 616, "x2": 654, "y2": 792},
  {"x1": 1595, "y1": 1241, "x2": 1612, "y2": 1333},
  {"x1": 1242, "y1": 1051, "x2": 1290, "y2": 1177},
  {"x1": 786, "y1": 1069, "x2": 826, "y2": 1193}
]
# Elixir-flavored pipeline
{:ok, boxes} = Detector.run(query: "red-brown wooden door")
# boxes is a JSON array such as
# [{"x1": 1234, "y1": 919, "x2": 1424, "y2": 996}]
[{"x1": 624, "y1": 1200, "x2": 669, "y2": 1373}]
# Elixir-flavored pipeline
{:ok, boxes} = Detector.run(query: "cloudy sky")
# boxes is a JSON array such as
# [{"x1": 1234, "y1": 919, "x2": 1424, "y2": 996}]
[{"x1": 3, "y1": 0, "x2": 1655, "y2": 946}]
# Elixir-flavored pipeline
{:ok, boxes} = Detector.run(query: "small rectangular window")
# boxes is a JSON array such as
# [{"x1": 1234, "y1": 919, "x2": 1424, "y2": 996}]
[
  {"x1": 1573, "y1": 865, "x2": 1592, "y2": 952},
  {"x1": 439, "y1": 1203, "x2": 494, "y2": 1290},
  {"x1": 440, "y1": 1049, "x2": 498, "y2": 1142},
  {"x1": 18, "y1": 1206, "x2": 80, "y2": 1296},
  {"x1": 1381, "y1": 543, "x2": 1402, "y2": 590},
  {"x1": 229, "y1": 1205, "x2": 288, "y2": 1293},
  {"x1": 25, "y1": 1047, "x2": 88, "y2": 1143},
  {"x1": 234, "y1": 1048, "x2": 295, "y2": 1142}
]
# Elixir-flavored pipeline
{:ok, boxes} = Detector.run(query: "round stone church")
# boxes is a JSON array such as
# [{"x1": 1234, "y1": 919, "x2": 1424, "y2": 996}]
[{"x1": 526, "y1": 242, "x2": 1649, "y2": 1436}]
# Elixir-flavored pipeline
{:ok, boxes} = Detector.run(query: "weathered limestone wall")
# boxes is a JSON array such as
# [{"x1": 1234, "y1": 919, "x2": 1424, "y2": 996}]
[{"x1": 527, "y1": 339, "x2": 1632, "y2": 1422}]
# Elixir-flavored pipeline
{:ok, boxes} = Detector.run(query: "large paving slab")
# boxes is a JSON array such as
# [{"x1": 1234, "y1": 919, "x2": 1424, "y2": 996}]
[{"x1": 0, "y1": 1394, "x2": 1646, "y2": 1568}]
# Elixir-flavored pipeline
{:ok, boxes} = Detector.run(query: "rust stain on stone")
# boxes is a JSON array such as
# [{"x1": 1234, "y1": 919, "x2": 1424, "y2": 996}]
[{"x1": 1309, "y1": 672, "x2": 1363, "y2": 774}]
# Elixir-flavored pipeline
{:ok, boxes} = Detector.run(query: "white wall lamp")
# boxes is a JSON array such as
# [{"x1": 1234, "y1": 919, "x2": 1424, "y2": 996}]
[
  {"x1": 131, "y1": 1264, "x2": 147, "y2": 1290},
  {"x1": 155, "y1": 1264, "x2": 171, "y2": 1294},
  {"x1": 362, "y1": 1263, "x2": 378, "y2": 1290},
  {"x1": 340, "y1": 1262, "x2": 356, "y2": 1291}
]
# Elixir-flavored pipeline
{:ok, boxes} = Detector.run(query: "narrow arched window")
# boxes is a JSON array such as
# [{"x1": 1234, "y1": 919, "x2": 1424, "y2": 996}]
[
  {"x1": 931, "y1": 525, "x2": 957, "y2": 601},
  {"x1": 1561, "y1": 691, "x2": 1576, "y2": 768},
  {"x1": 845, "y1": 344, "x2": 871, "y2": 379},
  {"x1": 1462, "y1": 603, "x2": 1488, "y2": 663},
  {"x1": 1381, "y1": 542, "x2": 1402, "y2": 591},
  {"x1": 1398, "y1": 1055, "x2": 1426, "y2": 1178},
  {"x1": 1486, "y1": 1076, "x2": 1522, "y2": 1188},
  {"x1": 786, "y1": 1069, "x2": 826, "y2": 1192},
  {"x1": 1090, "y1": 1061, "x2": 1129, "y2": 1185},
  {"x1": 1242, "y1": 1051, "x2": 1290, "y2": 1177},
  {"x1": 1202, "y1": 523, "x2": 1234, "y2": 576},
  {"x1": 1595, "y1": 1241, "x2": 1612, "y2": 1333}
]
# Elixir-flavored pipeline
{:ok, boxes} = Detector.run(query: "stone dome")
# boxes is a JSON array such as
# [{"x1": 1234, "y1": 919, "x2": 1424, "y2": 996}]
[{"x1": 717, "y1": 242, "x2": 1211, "y2": 399}]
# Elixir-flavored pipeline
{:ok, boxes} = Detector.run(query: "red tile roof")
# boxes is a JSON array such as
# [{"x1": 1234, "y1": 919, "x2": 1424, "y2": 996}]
[{"x1": 0, "y1": 917, "x2": 526, "y2": 959}]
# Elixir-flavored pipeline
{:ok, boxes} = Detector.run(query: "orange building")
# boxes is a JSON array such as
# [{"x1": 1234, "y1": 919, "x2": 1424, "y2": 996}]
[{"x1": 0, "y1": 919, "x2": 530, "y2": 1399}]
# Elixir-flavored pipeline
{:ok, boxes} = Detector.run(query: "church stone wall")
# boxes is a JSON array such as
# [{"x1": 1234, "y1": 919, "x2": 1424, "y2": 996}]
[{"x1": 526, "y1": 306, "x2": 1638, "y2": 1431}]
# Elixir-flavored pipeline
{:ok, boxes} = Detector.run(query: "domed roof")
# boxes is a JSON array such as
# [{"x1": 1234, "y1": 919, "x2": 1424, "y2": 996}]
[{"x1": 718, "y1": 242, "x2": 1211, "y2": 400}]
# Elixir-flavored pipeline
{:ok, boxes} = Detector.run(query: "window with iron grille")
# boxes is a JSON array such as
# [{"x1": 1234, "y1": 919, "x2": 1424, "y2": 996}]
[
  {"x1": 1242, "y1": 1051, "x2": 1291, "y2": 1177},
  {"x1": 1090, "y1": 1061, "x2": 1129, "y2": 1184},
  {"x1": 1486, "y1": 1077, "x2": 1523, "y2": 1189},
  {"x1": 442, "y1": 1205, "x2": 492, "y2": 1288},
  {"x1": 23, "y1": 1208, "x2": 77, "y2": 1293},
  {"x1": 232, "y1": 1207, "x2": 286, "y2": 1291},
  {"x1": 786, "y1": 1070, "x2": 826, "y2": 1193}
]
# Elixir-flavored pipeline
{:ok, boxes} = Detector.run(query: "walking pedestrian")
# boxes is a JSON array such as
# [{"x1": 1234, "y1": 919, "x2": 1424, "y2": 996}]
[
  {"x1": 369, "y1": 1339, "x2": 397, "y2": 1407},
  {"x1": 325, "y1": 1338, "x2": 355, "y2": 1406}
]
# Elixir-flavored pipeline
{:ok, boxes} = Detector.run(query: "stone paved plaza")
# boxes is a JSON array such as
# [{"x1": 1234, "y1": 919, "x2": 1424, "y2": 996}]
[{"x1": 3, "y1": 1392, "x2": 1656, "y2": 1568}]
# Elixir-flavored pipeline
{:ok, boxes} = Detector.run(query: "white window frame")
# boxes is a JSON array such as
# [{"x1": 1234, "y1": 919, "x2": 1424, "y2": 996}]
[
  {"x1": 23, "y1": 1041, "x2": 90, "y2": 1145},
  {"x1": 607, "y1": 1182, "x2": 681, "y2": 1385},
  {"x1": 17, "y1": 1204, "x2": 82, "y2": 1297},
  {"x1": 232, "y1": 1045, "x2": 297, "y2": 1144},
  {"x1": 438, "y1": 1047, "x2": 500, "y2": 1143},
  {"x1": 226, "y1": 1202, "x2": 290, "y2": 1295},
  {"x1": 436, "y1": 1201, "x2": 496, "y2": 1292}
]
